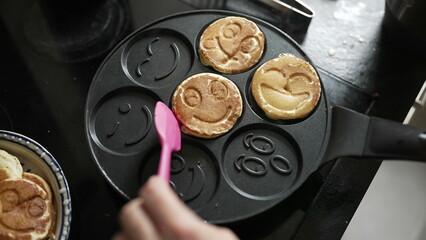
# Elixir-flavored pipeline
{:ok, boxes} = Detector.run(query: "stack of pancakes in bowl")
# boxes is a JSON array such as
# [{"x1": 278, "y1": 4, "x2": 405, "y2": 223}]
[
  {"x1": 0, "y1": 150, "x2": 55, "y2": 240},
  {"x1": 0, "y1": 131, "x2": 71, "y2": 240},
  {"x1": 172, "y1": 16, "x2": 321, "y2": 139}
]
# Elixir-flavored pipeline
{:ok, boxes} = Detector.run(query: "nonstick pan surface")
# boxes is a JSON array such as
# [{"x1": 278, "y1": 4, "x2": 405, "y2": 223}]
[{"x1": 85, "y1": 10, "x2": 332, "y2": 223}]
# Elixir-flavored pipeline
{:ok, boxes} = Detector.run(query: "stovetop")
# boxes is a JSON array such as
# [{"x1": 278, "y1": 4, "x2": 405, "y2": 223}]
[{"x1": 1, "y1": 0, "x2": 425, "y2": 239}]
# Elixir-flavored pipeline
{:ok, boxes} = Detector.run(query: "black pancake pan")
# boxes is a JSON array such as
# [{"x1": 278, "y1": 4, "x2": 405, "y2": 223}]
[{"x1": 85, "y1": 10, "x2": 426, "y2": 224}]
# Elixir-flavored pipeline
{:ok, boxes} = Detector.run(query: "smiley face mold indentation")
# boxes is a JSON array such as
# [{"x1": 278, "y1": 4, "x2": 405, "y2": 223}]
[
  {"x1": 89, "y1": 87, "x2": 159, "y2": 155},
  {"x1": 122, "y1": 29, "x2": 193, "y2": 88},
  {"x1": 222, "y1": 126, "x2": 301, "y2": 200}
]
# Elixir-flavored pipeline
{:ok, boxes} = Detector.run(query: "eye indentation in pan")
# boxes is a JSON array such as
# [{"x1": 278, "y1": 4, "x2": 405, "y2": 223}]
[
  {"x1": 234, "y1": 154, "x2": 268, "y2": 176},
  {"x1": 270, "y1": 155, "x2": 292, "y2": 174},
  {"x1": 243, "y1": 133, "x2": 275, "y2": 154},
  {"x1": 222, "y1": 127, "x2": 299, "y2": 200}
]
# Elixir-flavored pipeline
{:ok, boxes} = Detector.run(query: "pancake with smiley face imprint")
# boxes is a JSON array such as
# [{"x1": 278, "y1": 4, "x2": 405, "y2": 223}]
[
  {"x1": 251, "y1": 55, "x2": 321, "y2": 120},
  {"x1": 172, "y1": 73, "x2": 243, "y2": 138},
  {"x1": 199, "y1": 16, "x2": 265, "y2": 74},
  {"x1": 0, "y1": 178, "x2": 54, "y2": 240}
]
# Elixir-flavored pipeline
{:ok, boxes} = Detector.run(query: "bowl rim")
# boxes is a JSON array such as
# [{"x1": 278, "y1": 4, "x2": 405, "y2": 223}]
[{"x1": 0, "y1": 130, "x2": 72, "y2": 240}]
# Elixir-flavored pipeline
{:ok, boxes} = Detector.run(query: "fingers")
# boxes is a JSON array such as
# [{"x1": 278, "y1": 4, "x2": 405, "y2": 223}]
[
  {"x1": 118, "y1": 198, "x2": 159, "y2": 240},
  {"x1": 111, "y1": 233, "x2": 127, "y2": 240},
  {"x1": 115, "y1": 176, "x2": 240, "y2": 240},
  {"x1": 139, "y1": 176, "x2": 202, "y2": 238}
]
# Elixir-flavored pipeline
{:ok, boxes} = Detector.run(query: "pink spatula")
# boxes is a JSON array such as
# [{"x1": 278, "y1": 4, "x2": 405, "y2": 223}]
[{"x1": 154, "y1": 101, "x2": 181, "y2": 182}]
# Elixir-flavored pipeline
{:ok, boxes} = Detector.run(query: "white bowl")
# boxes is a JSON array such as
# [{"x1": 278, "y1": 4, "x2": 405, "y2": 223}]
[{"x1": 0, "y1": 130, "x2": 72, "y2": 240}]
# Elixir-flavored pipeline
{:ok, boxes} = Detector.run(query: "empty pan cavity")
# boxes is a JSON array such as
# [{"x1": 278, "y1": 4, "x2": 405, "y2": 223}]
[
  {"x1": 88, "y1": 87, "x2": 159, "y2": 156},
  {"x1": 122, "y1": 28, "x2": 194, "y2": 88},
  {"x1": 139, "y1": 141, "x2": 219, "y2": 210},
  {"x1": 222, "y1": 124, "x2": 302, "y2": 201}
]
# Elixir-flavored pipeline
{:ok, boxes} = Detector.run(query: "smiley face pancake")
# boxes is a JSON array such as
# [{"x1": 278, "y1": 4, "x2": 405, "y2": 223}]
[
  {"x1": 199, "y1": 16, "x2": 265, "y2": 74},
  {"x1": 0, "y1": 178, "x2": 54, "y2": 240},
  {"x1": 22, "y1": 173, "x2": 53, "y2": 203},
  {"x1": 251, "y1": 55, "x2": 321, "y2": 120},
  {"x1": 172, "y1": 73, "x2": 243, "y2": 138}
]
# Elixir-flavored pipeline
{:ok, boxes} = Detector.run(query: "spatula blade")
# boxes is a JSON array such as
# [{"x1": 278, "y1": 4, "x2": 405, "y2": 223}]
[
  {"x1": 154, "y1": 101, "x2": 181, "y2": 181},
  {"x1": 154, "y1": 101, "x2": 181, "y2": 151}
]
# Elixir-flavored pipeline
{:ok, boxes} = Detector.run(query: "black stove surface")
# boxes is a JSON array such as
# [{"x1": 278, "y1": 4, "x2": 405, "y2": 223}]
[{"x1": 1, "y1": 0, "x2": 425, "y2": 239}]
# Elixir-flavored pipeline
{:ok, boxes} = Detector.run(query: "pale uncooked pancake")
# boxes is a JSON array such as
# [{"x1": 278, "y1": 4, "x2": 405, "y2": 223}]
[
  {"x1": 251, "y1": 55, "x2": 321, "y2": 120},
  {"x1": 199, "y1": 16, "x2": 265, "y2": 74},
  {"x1": 172, "y1": 73, "x2": 243, "y2": 138},
  {"x1": 0, "y1": 178, "x2": 54, "y2": 240},
  {"x1": 0, "y1": 150, "x2": 23, "y2": 181}
]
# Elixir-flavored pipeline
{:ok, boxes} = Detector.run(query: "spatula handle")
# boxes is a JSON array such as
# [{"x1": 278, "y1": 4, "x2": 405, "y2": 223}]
[{"x1": 158, "y1": 144, "x2": 171, "y2": 182}]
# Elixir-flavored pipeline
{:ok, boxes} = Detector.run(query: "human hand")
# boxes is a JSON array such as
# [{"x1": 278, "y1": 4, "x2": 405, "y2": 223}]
[{"x1": 112, "y1": 176, "x2": 239, "y2": 240}]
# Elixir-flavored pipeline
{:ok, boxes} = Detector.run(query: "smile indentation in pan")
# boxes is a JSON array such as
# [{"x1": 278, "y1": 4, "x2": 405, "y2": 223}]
[
  {"x1": 155, "y1": 43, "x2": 180, "y2": 80},
  {"x1": 125, "y1": 105, "x2": 152, "y2": 145}
]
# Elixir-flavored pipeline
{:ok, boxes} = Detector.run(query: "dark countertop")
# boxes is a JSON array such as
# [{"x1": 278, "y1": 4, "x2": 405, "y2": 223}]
[{"x1": 1, "y1": 0, "x2": 425, "y2": 239}]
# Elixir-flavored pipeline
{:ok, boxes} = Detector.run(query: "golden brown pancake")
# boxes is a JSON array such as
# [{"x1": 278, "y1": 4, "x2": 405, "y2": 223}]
[
  {"x1": 0, "y1": 178, "x2": 54, "y2": 240},
  {"x1": 0, "y1": 150, "x2": 23, "y2": 181},
  {"x1": 172, "y1": 73, "x2": 243, "y2": 138},
  {"x1": 22, "y1": 173, "x2": 53, "y2": 202},
  {"x1": 199, "y1": 16, "x2": 265, "y2": 74},
  {"x1": 251, "y1": 55, "x2": 321, "y2": 120},
  {"x1": 23, "y1": 172, "x2": 55, "y2": 239}
]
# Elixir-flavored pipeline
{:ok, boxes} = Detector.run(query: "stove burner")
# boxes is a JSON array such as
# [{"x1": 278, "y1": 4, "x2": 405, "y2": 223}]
[
  {"x1": 0, "y1": 105, "x2": 13, "y2": 131},
  {"x1": 21, "y1": 0, "x2": 130, "y2": 62}
]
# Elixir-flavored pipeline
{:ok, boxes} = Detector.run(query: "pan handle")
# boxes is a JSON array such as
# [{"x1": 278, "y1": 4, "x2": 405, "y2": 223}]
[{"x1": 323, "y1": 107, "x2": 426, "y2": 163}]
